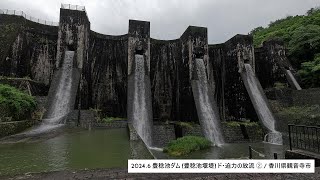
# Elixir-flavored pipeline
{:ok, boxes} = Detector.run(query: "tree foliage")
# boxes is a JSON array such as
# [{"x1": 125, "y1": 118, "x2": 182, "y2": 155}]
[
  {"x1": 251, "y1": 7, "x2": 320, "y2": 87},
  {"x1": 298, "y1": 54, "x2": 320, "y2": 87},
  {"x1": 0, "y1": 84, "x2": 36, "y2": 121}
]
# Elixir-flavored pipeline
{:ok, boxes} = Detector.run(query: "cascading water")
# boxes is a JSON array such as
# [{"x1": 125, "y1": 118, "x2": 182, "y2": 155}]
[
  {"x1": 241, "y1": 64, "x2": 282, "y2": 145},
  {"x1": 285, "y1": 70, "x2": 302, "y2": 90},
  {"x1": 191, "y1": 58, "x2": 224, "y2": 146},
  {"x1": 129, "y1": 54, "x2": 153, "y2": 147},
  {"x1": 29, "y1": 51, "x2": 75, "y2": 134}
]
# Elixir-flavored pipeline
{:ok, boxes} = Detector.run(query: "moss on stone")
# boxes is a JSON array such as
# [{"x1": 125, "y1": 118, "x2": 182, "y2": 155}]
[
  {"x1": 101, "y1": 117, "x2": 126, "y2": 123},
  {"x1": 224, "y1": 121, "x2": 259, "y2": 127}
]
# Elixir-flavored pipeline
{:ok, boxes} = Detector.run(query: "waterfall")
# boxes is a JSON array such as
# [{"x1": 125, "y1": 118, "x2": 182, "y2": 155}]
[
  {"x1": 128, "y1": 55, "x2": 153, "y2": 147},
  {"x1": 285, "y1": 70, "x2": 302, "y2": 90},
  {"x1": 191, "y1": 58, "x2": 224, "y2": 146},
  {"x1": 45, "y1": 51, "x2": 74, "y2": 120},
  {"x1": 241, "y1": 64, "x2": 282, "y2": 145},
  {"x1": 30, "y1": 51, "x2": 76, "y2": 134}
]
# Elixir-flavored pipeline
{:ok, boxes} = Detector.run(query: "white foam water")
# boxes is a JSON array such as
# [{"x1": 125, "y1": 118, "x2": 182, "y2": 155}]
[
  {"x1": 286, "y1": 70, "x2": 302, "y2": 90},
  {"x1": 26, "y1": 51, "x2": 75, "y2": 135},
  {"x1": 264, "y1": 132, "x2": 283, "y2": 145},
  {"x1": 45, "y1": 51, "x2": 74, "y2": 120},
  {"x1": 241, "y1": 64, "x2": 282, "y2": 145},
  {"x1": 191, "y1": 58, "x2": 224, "y2": 146},
  {"x1": 131, "y1": 55, "x2": 153, "y2": 147}
]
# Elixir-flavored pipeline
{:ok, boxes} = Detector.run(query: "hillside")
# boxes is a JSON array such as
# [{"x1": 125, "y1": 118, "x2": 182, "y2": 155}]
[{"x1": 251, "y1": 7, "x2": 320, "y2": 88}]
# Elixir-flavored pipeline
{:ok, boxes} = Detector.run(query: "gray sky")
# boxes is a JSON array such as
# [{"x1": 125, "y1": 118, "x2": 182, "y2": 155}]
[{"x1": 1, "y1": 0, "x2": 320, "y2": 44}]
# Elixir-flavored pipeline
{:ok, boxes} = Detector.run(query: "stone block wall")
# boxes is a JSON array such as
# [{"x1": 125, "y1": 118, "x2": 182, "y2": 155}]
[
  {"x1": 66, "y1": 110, "x2": 95, "y2": 128},
  {"x1": 152, "y1": 124, "x2": 176, "y2": 147},
  {"x1": 0, "y1": 8, "x2": 304, "y2": 144},
  {"x1": 181, "y1": 124, "x2": 204, "y2": 137},
  {"x1": 128, "y1": 123, "x2": 140, "y2": 141},
  {"x1": 221, "y1": 123, "x2": 264, "y2": 143},
  {"x1": 0, "y1": 11, "x2": 213, "y2": 125},
  {"x1": 0, "y1": 120, "x2": 36, "y2": 138}
]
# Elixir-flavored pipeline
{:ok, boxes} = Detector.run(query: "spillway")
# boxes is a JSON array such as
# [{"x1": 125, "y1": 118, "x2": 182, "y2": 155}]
[
  {"x1": 285, "y1": 70, "x2": 302, "y2": 90},
  {"x1": 128, "y1": 55, "x2": 153, "y2": 147},
  {"x1": 33, "y1": 50, "x2": 80, "y2": 133},
  {"x1": 191, "y1": 58, "x2": 224, "y2": 146},
  {"x1": 241, "y1": 64, "x2": 282, "y2": 145}
]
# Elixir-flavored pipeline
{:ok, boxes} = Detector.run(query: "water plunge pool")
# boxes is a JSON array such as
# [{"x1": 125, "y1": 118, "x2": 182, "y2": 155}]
[{"x1": 0, "y1": 128, "x2": 130, "y2": 176}]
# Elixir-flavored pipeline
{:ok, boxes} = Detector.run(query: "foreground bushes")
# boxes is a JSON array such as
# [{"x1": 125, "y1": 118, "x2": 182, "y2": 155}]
[
  {"x1": 163, "y1": 136, "x2": 211, "y2": 156},
  {"x1": 0, "y1": 84, "x2": 36, "y2": 121}
]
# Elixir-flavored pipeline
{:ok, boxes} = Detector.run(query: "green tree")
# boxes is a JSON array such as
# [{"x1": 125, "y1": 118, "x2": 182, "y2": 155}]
[
  {"x1": 0, "y1": 84, "x2": 36, "y2": 121},
  {"x1": 298, "y1": 54, "x2": 320, "y2": 87},
  {"x1": 251, "y1": 7, "x2": 320, "y2": 88}
]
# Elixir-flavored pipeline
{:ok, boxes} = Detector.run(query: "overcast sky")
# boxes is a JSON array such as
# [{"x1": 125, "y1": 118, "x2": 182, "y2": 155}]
[{"x1": 1, "y1": 0, "x2": 320, "y2": 44}]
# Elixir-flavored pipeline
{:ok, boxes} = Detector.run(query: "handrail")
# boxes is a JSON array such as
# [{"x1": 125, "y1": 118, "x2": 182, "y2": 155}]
[
  {"x1": 0, "y1": 9, "x2": 58, "y2": 26},
  {"x1": 288, "y1": 124, "x2": 320, "y2": 153},
  {"x1": 60, "y1": 4, "x2": 89, "y2": 22},
  {"x1": 61, "y1": 4, "x2": 86, "y2": 11}
]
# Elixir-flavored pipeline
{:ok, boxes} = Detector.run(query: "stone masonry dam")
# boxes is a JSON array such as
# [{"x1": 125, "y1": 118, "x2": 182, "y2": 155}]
[{"x1": 0, "y1": 5, "x2": 302, "y2": 145}]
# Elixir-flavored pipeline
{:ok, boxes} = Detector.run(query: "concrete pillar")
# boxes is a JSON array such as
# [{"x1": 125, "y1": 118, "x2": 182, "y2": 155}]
[
  {"x1": 56, "y1": 8, "x2": 90, "y2": 69},
  {"x1": 127, "y1": 19, "x2": 150, "y2": 75},
  {"x1": 46, "y1": 7, "x2": 90, "y2": 119},
  {"x1": 180, "y1": 26, "x2": 209, "y2": 80},
  {"x1": 255, "y1": 40, "x2": 297, "y2": 89},
  {"x1": 223, "y1": 35, "x2": 257, "y2": 121}
]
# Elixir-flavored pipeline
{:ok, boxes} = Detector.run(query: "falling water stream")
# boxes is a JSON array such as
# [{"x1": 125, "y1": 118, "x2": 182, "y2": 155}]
[
  {"x1": 191, "y1": 58, "x2": 224, "y2": 146},
  {"x1": 10, "y1": 50, "x2": 75, "y2": 136},
  {"x1": 285, "y1": 70, "x2": 302, "y2": 90},
  {"x1": 241, "y1": 64, "x2": 282, "y2": 145},
  {"x1": 130, "y1": 54, "x2": 153, "y2": 147},
  {"x1": 29, "y1": 51, "x2": 75, "y2": 134}
]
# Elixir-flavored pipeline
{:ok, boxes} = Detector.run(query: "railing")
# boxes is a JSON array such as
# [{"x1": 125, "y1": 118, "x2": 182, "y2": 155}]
[
  {"x1": 288, "y1": 124, "x2": 320, "y2": 153},
  {"x1": 0, "y1": 9, "x2": 58, "y2": 26},
  {"x1": 61, "y1": 4, "x2": 86, "y2": 11},
  {"x1": 61, "y1": 4, "x2": 89, "y2": 22}
]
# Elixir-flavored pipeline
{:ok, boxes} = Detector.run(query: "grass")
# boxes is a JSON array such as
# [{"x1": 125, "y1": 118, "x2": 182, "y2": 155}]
[
  {"x1": 225, "y1": 120, "x2": 259, "y2": 127},
  {"x1": 0, "y1": 84, "x2": 36, "y2": 121},
  {"x1": 163, "y1": 136, "x2": 211, "y2": 157},
  {"x1": 277, "y1": 105, "x2": 320, "y2": 125},
  {"x1": 274, "y1": 82, "x2": 287, "y2": 89}
]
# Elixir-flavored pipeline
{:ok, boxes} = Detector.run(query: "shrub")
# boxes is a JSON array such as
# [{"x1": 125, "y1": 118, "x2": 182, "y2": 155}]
[
  {"x1": 163, "y1": 136, "x2": 211, "y2": 156},
  {"x1": 0, "y1": 84, "x2": 36, "y2": 121}
]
